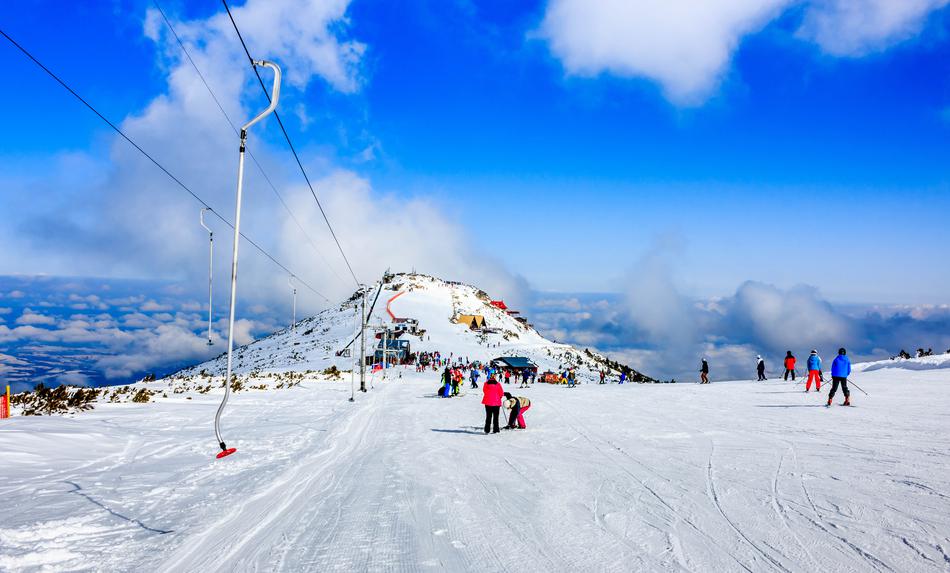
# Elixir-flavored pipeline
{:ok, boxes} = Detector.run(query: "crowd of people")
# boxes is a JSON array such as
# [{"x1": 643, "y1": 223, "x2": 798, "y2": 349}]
[
  {"x1": 701, "y1": 347, "x2": 854, "y2": 406},
  {"x1": 435, "y1": 361, "x2": 537, "y2": 398}
]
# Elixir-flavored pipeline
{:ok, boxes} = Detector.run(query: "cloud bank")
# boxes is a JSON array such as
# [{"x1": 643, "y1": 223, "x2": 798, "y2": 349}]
[{"x1": 538, "y1": 0, "x2": 950, "y2": 104}]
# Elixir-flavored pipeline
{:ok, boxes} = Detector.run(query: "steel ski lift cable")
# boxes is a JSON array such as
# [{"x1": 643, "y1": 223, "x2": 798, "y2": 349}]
[{"x1": 0, "y1": 27, "x2": 329, "y2": 303}]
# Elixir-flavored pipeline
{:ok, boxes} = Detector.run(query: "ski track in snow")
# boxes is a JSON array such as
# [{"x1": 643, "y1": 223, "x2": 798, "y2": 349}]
[{"x1": 3, "y1": 277, "x2": 950, "y2": 572}]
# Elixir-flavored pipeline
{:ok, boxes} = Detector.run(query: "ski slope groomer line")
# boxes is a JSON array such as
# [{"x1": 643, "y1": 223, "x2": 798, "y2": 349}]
[{"x1": 3, "y1": 360, "x2": 950, "y2": 571}]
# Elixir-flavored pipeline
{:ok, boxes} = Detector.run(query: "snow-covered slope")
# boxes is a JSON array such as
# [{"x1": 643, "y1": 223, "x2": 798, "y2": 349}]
[
  {"x1": 854, "y1": 353, "x2": 950, "y2": 373},
  {"x1": 172, "y1": 272, "x2": 651, "y2": 384},
  {"x1": 2, "y1": 358, "x2": 950, "y2": 571}
]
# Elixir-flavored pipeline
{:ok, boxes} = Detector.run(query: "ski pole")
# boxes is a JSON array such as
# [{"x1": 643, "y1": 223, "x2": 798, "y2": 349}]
[{"x1": 846, "y1": 378, "x2": 869, "y2": 397}]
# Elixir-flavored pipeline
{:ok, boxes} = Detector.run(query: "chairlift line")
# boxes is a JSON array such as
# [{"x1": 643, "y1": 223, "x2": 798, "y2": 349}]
[
  {"x1": 0, "y1": 26, "x2": 329, "y2": 303},
  {"x1": 221, "y1": 0, "x2": 362, "y2": 288},
  {"x1": 151, "y1": 0, "x2": 349, "y2": 287},
  {"x1": 215, "y1": 59, "x2": 283, "y2": 460}
]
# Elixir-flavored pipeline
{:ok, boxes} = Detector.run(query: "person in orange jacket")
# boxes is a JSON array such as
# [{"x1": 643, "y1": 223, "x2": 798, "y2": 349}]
[
  {"x1": 783, "y1": 351, "x2": 797, "y2": 381},
  {"x1": 481, "y1": 376, "x2": 504, "y2": 434}
]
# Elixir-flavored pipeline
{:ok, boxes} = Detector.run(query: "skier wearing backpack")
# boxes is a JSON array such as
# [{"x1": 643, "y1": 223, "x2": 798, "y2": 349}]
[
  {"x1": 700, "y1": 359, "x2": 709, "y2": 384},
  {"x1": 806, "y1": 350, "x2": 822, "y2": 392},
  {"x1": 503, "y1": 392, "x2": 531, "y2": 429},
  {"x1": 828, "y1": 348, "x2": 852, "y2": 406},
  {"x1": 756, "y1": 355, "x2": 767, "y2": 381},
  {"x1": 482, "y1": 376, "x2": 504, "y2": 433},
  {"x1": 783, "y1": 351, "x2": 797, "y2": 381}
]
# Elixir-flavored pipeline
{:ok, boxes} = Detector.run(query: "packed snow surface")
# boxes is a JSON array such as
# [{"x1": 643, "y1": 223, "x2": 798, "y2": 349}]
[{"x1": 3, "y1": 362, "x2": 950, "y2": 572}]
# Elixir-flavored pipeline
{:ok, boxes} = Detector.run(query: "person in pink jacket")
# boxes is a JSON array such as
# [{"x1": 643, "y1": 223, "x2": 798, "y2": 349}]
[{"x1": 482, "y1": 376, "x2": 504, "y2": 434}]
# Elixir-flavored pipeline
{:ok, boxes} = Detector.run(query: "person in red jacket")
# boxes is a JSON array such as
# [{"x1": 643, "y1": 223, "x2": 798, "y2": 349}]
[
  {"x1": 783, "y1": 351, "x2": 797, "y2": 381},
  {"x1": 481, "y1": 376, "x2": 504, "y2": 434}
]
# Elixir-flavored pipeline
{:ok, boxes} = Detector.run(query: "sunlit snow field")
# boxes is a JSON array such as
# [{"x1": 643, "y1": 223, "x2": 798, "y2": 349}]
[{"x1": 2, "y1": 362, "x2": 949, "y2": 572}]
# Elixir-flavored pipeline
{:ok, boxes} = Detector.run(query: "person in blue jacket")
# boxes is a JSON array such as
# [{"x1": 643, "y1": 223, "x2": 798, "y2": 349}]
[
  {"x1": 806, "y1": 350, "x2": 822, "y2": 392},
  {"x1": 828, "y1": 347, "x2": 852, "y2": 406}
]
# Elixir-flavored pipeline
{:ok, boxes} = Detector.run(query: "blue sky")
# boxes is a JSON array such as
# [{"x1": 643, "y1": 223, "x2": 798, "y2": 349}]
[
  {"x1": 3, "y1": 0, "x2": 950, "y2": 301},
  {"x1": 2, "y1": 0, "x2": 950, "y2": 386}
]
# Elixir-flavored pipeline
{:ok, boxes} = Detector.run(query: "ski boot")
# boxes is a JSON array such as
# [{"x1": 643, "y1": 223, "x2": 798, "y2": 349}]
[
  {"x1": 843, "y1": 397, "x2": 851, "y2": 406},
  {"x1": 826, "y1": 397, "x2": 832, "y2": 407}
]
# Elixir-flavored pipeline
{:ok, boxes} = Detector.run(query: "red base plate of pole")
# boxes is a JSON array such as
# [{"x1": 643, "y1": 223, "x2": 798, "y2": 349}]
[{"x1": 216, "y1": 447, "x2": 237, "y2": 459}]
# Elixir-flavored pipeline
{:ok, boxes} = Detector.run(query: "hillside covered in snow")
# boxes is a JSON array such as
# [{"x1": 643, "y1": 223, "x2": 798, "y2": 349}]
[{"x1": 172, "y1": 272, "x2": 653, "y2": 386}]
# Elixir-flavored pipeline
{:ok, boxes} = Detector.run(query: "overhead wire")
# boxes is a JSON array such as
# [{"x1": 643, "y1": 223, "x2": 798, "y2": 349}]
[
  {"x1": 221, "y1": 0, "x2": 362, "y2": 288},
  {"x1": 151, "y1": 0, "x2": 347, "y2": 286},
  {"x1": 0, "y1": 26, "x2": 330, "y2": 302}
]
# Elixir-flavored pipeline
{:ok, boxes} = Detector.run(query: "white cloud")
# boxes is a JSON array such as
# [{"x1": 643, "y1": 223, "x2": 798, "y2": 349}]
[
  {"x1": 797, "y1": 0, "x2": 950, "y2": 56},
  {"x1": 55, "y1": 371, "x2": 92, "y2": 387},
  {"x1": 538, "y1": 0, "x2": 949, "y2": 104},
  {"x1": 537, "y1": 0, "x2": 792, "y2": 104},
  {"x1": 141, "y1": 300, "x2": 173, "y2": 312},
  {"x1": 15, "y1": 309, "x2": 57, "y2": 326},
  {"x1": 280, "y1": 170, "x2": 531, "y2": 309}
]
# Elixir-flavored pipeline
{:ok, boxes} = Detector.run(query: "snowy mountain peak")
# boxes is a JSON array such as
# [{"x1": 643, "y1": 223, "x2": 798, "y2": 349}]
[{"x1": 172, "y1": 272, "x2": 655, "y2": 384}]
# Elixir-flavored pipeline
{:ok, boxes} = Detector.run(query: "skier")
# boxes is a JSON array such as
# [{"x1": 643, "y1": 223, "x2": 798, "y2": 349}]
[
  {"x1": 619, "y1": 371, "x2": 626, "y2": 385},
  {"x1": 504, "y1": 369, "x2": 512, "y2": 385},
  {"x1": 599, "y1": 370, "x2": 606, "y2": 384},
  {"x1": 503, "y1": 392, "x2": 531, "y2": 429},
  {"x1": 806, "y1": 349, "x2": 822, "y2": 392},
  {"x1": 700, "y1": 359, "x2": 709, "y2": 384},
  {"x1": 441, "y1": 366, "x2": 452, "y2": 398},
  {"x1": 756, "y1": 355, "x2": 767, "y2": 381},
  {"x1": 567, "y1": 370, "x2": 577, "y2": 388},
  {"x1": 783, "y1": 351, "x2": 797, "y2": 381},
  {"x1": 470, "y1": 367, "x2": 480, "y2": 389},
  {"x1": 482, "y1": 376, "x2": 504, "y2": 434},
  {"x1": 520, "y1": 368, "x2": 530, "y2": 389},
  {"x1": 828, "y1": 348, "x2": 852, "y2": 406},
  {"x1": 452, "y1": 369, "x2": 461, "y2": 396}
]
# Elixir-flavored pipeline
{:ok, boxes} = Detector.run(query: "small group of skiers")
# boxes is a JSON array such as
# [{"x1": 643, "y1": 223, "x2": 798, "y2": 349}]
[
  {"x1": 480, "y1": 374, "x2": 531, "y2": 433},
  {"x1": 439, "y1": 365, "x2": 465, "y2": 397},
  {"x1": 755, "y1": 351, "x2": 798, "y2": 381},
  {"x1": 701, "y1": 347, "x2": 854, "y2": 405}
]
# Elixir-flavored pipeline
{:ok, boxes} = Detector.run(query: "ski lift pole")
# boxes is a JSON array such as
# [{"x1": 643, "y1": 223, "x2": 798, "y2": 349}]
[
  {"x1": 349, "y1": 297, "x2": 357, "y2": 402},
  {"x1": 289, "y1": 275, "x2": 297, "y2": 337},
  {"x1": 199, "y1": 208, "x2": 214, "y2": 346},
  {"x1": 215, "y1": 60, "x2": 281, "y2": 460},
  {"x1": 360, "y1": 285, "x2": 367, "y2": 392}
]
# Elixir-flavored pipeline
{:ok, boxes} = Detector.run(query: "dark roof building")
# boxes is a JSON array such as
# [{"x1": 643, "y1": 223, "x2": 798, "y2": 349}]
[{"x1": 491, "y1": 356, "x2": 537, "y2": 370}]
